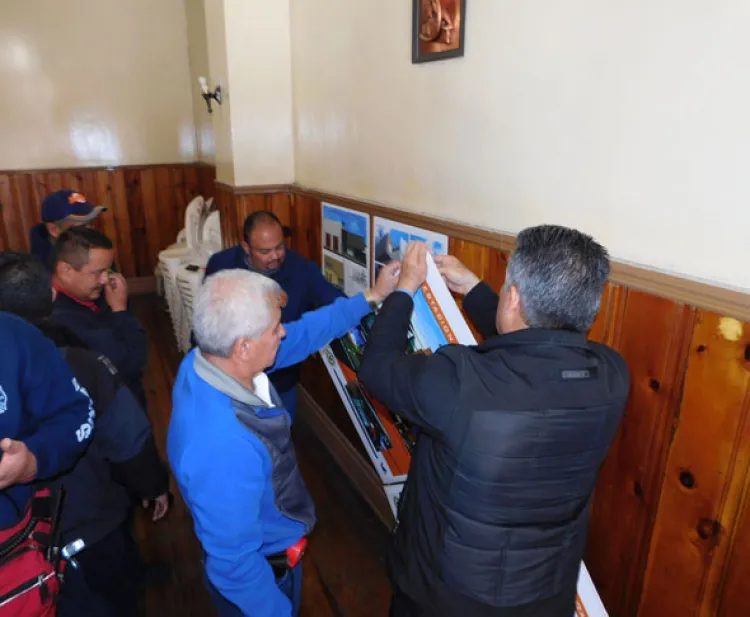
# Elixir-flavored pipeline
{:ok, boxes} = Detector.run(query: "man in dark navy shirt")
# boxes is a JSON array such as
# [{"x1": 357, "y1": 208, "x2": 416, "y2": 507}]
[
  {"x1": 50, "y1": 227, "x2": 148, "y2": 408},
  {"x1": 204, "y1": 211, "x2": 343, "y2": 417}
]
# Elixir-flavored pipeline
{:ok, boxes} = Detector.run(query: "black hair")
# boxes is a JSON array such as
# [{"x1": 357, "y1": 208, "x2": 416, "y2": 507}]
[
  {"x1": 242, "y1": 211, "x2": 291, "y2": 243},
  {"x1": 0, "y1": 251, "x2": 54, "y2": 322},
  {"x1": 52, "y1": 226, "x2": 113, "y2": 270}
]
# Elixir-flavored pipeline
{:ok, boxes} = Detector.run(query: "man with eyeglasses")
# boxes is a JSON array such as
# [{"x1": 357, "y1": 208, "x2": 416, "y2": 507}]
[{"x1": 204, "y1": 211, "x2": 343, "y2": 418}]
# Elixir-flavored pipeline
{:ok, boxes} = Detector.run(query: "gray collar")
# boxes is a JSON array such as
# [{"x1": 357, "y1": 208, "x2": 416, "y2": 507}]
[{"x1": 193, "y1": 349, "x2": 268, "y2": 408}]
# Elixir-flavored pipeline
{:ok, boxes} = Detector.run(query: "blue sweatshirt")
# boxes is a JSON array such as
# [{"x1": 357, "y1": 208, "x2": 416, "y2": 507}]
[
  {"x1": 0, "y1": 312, "x2": 94, "y2": 527},
  {"x1": 204, "y1": 246, "x2": 344, "y2": 397},
  {"x1": 167, "y1": 293, "x2": 371, "y2": 617}
]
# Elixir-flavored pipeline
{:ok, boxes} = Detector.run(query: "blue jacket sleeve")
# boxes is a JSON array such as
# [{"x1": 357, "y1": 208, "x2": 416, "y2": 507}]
[
  {"x1": 190, "y1": 435, "x2": 292, "y2": 617},
  {"x1": 21, "y1": 334, "x2": 94, "y2": 479},
  {"x1": 270, "y1": 293, "x2": 372, "y2": 372}
]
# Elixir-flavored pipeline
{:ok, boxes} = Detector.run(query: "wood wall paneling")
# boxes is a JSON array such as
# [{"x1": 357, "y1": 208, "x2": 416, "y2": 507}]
[
  {"x1": 0, "y1": 164, "x2": 216, "y2": 279},
  {"x1": 213, "y1": 182, "x2": 295, "y2": 252},
  {"x1": 585, "y1": 290, "x2": 695, "y2": 617},
  {"x1": 290, "y1": 192, "x2": 322, "y2": 262},
  {"x1": 637, "y1": 312, "x2": 750, "y2": 617}
]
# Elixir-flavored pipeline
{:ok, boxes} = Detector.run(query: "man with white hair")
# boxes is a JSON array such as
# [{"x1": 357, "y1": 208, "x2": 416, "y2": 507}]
[{"x1": 167, "y1": 264, "x2": 400, "y2": 617}]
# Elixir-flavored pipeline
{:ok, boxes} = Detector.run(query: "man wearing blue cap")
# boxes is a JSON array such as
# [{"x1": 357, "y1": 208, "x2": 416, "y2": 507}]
[{"x1": 29, "y1": 190, "x2": 108, "y2": 267}]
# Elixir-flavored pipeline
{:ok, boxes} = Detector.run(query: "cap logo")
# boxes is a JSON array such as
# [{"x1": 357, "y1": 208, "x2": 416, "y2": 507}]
[{"x1": 68, "y1": 192, "x2": 87, "y2": 204}]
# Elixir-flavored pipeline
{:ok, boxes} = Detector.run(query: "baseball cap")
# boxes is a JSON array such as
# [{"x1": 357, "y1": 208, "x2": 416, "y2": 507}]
[{"x1": 41, "y1": 190, "x2": 108, "y2": 224}]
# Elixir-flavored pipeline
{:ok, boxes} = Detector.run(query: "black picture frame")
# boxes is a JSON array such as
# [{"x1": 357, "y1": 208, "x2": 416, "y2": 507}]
[{"x1": 412, "y1": 0, "x2": 467, "y2": 64}]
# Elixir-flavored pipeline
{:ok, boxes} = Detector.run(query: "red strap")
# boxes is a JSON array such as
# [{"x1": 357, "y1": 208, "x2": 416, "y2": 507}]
[{"x1": 285, "y1": 537, "x2": 307, "y2": 568}]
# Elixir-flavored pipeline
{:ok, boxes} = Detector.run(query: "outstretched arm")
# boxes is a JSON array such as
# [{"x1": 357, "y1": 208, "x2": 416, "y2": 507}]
[{"x1": 271, "y1": 262, "x2": 401, "y2": 371}]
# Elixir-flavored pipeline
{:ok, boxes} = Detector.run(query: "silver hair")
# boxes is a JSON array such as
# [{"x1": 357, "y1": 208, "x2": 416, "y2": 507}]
[
  {"x1": 505, "y1": 225, "x2": 610, "y2": 333},
  {"x1": 193, "y1": 269, "x2": 282, "y2": 358}
]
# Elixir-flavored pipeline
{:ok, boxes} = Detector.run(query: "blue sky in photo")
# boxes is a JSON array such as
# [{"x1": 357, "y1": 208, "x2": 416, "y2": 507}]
[
  {"x1": 323, "y1": 205, "x2": 368, "y2": 238},
  {"x1": 375, "y1": 225, "x2": 446, "y2": 259},
  {"x1": 390, "y1": 229, "x2": 409, "y2": 249}
]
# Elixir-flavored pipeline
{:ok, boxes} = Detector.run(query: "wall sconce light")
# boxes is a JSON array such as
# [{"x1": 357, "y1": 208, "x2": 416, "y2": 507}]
[{"x1": 198, "y1": 76, "x2": 222, "y2": 113}]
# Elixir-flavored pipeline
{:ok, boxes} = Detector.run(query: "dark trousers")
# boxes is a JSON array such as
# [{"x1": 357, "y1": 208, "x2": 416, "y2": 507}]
[
  {"x1": 57, "y1": 523, "x2": 141, "y2": 617},
  {"x1": 390, "y1": 590, "x2": 426, "y2": 617}
]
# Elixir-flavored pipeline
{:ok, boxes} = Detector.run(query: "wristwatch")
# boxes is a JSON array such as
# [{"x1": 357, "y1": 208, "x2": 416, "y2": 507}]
[{"x1": 363, "y1": 289, "x2": 380, "y2": 312}]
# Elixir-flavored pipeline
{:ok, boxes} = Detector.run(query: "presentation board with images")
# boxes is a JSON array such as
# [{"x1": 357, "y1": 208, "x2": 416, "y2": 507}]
[
  {"x1": 321, "y1": 203, "x2": 371, "y2": 296},
  {"x1": 319, "y1": 249, "x2": 475, "y2": 484}
]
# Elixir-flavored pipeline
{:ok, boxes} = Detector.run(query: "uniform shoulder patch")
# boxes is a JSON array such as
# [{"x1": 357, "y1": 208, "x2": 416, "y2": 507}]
[{"x1": 97, "y1": 354, "x2": 119, "y2": 376}]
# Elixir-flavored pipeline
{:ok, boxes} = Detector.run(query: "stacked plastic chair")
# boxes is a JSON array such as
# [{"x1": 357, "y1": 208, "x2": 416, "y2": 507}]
[
  {"x1": 157, "y1": 196, "x2": 209, "y2": 353},
  {"x1": 175, "y1": 209, "x2": 223, "y2": 353}
]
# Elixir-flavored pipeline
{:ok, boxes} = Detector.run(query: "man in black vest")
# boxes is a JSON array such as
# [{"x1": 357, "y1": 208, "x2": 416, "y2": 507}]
[{"x1": 359, "y1": 225, "x2": 630, "y2": 617}]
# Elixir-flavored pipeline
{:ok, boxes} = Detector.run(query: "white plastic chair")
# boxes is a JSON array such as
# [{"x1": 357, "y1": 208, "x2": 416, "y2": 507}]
[
  {"x1": 156, "y1": 196, "x2": 208, "y2": 351},
  {"x1": 175, "y1": 210, "x2": 223, "y2": 353}
]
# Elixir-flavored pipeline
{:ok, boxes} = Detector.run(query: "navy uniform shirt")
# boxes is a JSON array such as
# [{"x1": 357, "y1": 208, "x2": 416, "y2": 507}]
[{"x1": 0, "y1": 312, "x2": 93, "y2": 527}]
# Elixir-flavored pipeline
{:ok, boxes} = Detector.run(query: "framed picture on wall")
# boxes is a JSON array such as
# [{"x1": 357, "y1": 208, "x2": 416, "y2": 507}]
[{"x1": 412, "y1": 0, "x2": 466, "y2": 63}]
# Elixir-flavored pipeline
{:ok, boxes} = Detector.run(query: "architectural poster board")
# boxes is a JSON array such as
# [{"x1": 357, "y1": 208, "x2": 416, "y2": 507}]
[
  {"x1": 321, "y1": 203, "x2": 371, "y2": 296},
  {"x1": 319, "y1": 250, "x2": 475, "y2": 484}
]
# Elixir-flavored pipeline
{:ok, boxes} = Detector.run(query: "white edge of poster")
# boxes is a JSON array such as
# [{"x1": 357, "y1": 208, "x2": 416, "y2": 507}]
[
  {"x1": 575, "y1": 562, "x2": 608, "y2": 617},
  {"x1": 384, "y1": 483, "x2": 405, "y2": 519},
  {"x1": 422, "y1": 252, "x2": 477, "y2": 346},
  {"x1": 318, "y1": 345, "x2": 408, "y2": 485}
]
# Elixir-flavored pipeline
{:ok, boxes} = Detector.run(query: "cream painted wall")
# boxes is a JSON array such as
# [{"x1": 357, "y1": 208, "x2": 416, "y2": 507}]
[
  {"x1": 291, "y1": 0, "x2": 750, "y2": 291},
  {"x1": 223, "y1": 0, "x2": 295, "y2": 186},
  {"x1": 0, "y1": 0, "x2": 196, "y2": 170},
  {"x1": 204, "y1": 0, "x2": 234, "y2": 183},
  {"x1": 186, "y1": 0, "x2": 215, "y2": 163}
]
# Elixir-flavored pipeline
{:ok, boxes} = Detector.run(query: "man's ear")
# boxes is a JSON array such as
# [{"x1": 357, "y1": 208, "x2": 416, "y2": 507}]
[
  {"x1": 240, "y1": 240, "x2": 250, "y2": 254},
  {"x1": 507, "y1": 284, "x2": 522, "y2": 312},
  {"x1": 45, "y1": 222, "x2": 61, "y2": 239},
  {"x1": 54, "y1": 261, "x2": 75, "y2": 283},
  {"x1": 233, "y1": 336, "x2": 254, "y2": 361}
]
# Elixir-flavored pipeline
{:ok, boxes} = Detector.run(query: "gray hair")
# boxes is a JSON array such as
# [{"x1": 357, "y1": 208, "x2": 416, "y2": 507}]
[
  {"x1": 193, "y1": 269, "x2": 282, "y2": 357},
  {"x1": 505, "y1": 225, "x2": 610, "y2": 332}
]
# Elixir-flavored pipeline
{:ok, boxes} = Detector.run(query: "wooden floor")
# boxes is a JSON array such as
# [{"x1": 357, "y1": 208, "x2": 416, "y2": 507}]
[{"x1": 130, "y1": 296, "x2": 393, "y2": 616}]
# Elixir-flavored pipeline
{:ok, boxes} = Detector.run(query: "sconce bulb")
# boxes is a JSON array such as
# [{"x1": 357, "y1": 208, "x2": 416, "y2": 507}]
[{"x1": 198, "y1": 76, "x2": 209, "y2": 94}]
